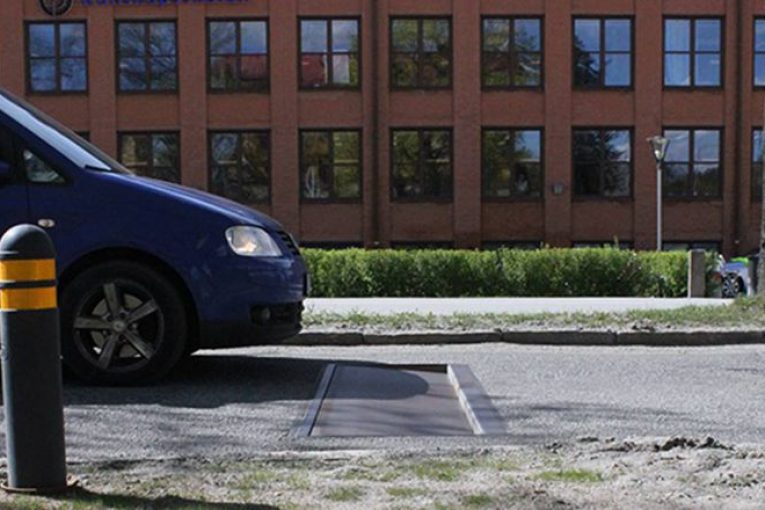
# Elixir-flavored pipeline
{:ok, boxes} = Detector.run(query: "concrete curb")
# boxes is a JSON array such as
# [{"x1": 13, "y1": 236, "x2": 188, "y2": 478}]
[{"x1": 292, "y1": 330, "x2": 765, "y2": 347}]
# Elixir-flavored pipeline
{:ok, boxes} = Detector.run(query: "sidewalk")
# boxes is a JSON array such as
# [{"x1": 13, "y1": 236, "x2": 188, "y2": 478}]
[
  {"x1": 304, "y1": 297, "x2": 732, "y2": 316},
  {"x1": 298, "y1": 297, "x2": 760, "y2": 347}
]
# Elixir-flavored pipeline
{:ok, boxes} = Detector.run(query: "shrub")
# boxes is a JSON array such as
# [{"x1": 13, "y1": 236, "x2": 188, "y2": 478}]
[{"x1": 302, "y1": 248, "x2": 709, "y2": 298}]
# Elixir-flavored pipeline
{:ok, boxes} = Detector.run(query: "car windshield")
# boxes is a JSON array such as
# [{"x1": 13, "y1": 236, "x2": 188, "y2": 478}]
[{"x1": 0, "y1": 90, "x2": 130, "y2": 174}]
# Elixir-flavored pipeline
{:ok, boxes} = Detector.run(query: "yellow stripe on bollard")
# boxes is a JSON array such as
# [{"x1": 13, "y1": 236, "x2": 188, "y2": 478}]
[
  {"x1": 0, "y1": 259, "x2": 56, "y2": 282},
  {"x1": 0, "y1": 287, "x2": 57, "y2": 310}
]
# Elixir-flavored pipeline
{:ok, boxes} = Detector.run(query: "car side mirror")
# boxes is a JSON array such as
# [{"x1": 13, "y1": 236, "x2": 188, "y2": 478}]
[{"x1": 0, "y1": 161, "x2": 11, "y2": 185}]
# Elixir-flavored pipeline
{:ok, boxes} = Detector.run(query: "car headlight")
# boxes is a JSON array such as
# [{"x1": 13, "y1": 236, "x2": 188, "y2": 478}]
[{"x1": 225, "y1": 226, "x2": 282, "y2": 257}]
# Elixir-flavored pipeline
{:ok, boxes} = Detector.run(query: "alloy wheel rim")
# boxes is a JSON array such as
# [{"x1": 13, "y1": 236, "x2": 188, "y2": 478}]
[{"x1": 72, "y1": 281, "x2": 164, "y2": 373}]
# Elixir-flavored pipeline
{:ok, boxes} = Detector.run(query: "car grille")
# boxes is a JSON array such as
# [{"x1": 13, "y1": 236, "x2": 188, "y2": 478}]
[{"x1": 278, "y1": 231, "x2": 301, "y2": 257}]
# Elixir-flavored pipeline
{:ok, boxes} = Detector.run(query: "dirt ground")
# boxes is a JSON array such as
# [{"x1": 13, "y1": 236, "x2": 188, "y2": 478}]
[{"x1": 1, "y1": 436, "x2": 763, "y2": 509}]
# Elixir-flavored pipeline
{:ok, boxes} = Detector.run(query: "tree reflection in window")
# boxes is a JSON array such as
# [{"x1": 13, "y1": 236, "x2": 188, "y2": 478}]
[
  {"x1": 663, "y1": 129, "x2": 721, "y2": 199},
  {"x1": 392, "y1": 129, "x2": 452, "y2": 200},
  {"x1": 753, "y1": 129, "x2": 763, "y2": 200},
  {"x1": 391, "y1": 18, "x2": 451, "y2": 89},
  {"x1": 574, "y1": 18, "x2": 632, "y2": 88},
  {"x1": 483, "y1": 129, "x2": 542, "y2": 198},
  {"x1": 118, "y1": 22, "x2": 177, "y2": 92},
  {"x1": 210, "y1": 131, "x2": 270, "y2": 203},
  {"x1": 27, "y1": 22, "x2": 87, "y2": 93},
  {"x1": 119, "y1": 133, "x2": 180, "y2": 183},
  {"x1": 301, "y1": 130, "x2": 361, "y2": 200},
  {"x1": 573, "y1": 129, "x2": 632, "y2": 198},
  {"x1": 482, "y1": 17, "x2": 542, "y2": 88}
]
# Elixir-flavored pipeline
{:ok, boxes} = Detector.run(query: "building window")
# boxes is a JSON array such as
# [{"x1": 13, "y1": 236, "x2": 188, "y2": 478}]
[
  {"x1": 664, "y1": 18, "x2": 722, "y2": 88},
  {"x1": 391, "y1": 18, "x2": 451, "y2": 89},
  {"x1": 482, "y1": 129, "x2": 542, "y2": 199},
  {"x1": 573, "y1": 240, "x2": 633, "y2": 250},
  {"x1": 300, "y1": 130, "x2": 361, "y2": 200},
  {"x1": 209, "y1": 131, "x2": 270, "y2": 203},
  {"x1": 390, "y1": 241, "x2": 454, "y2": 250},
  {"x1": 208, "y1": 20, "x2": 268, "y2": 92},
  {"x1": 756, "y1": 19, "x2": 765, "y2": 87},
  {"x1": 117, "y1": 21, "x2": 177, "y2": 92},
  {"x1": 663, "y1": 241, "x2": 720, "y2": 253},
  {"x1": 300, "y1": 19, "x2": 360, "y2": 89},
  {"x1": 482, "y1": 241, "x2": 542, "y2": 250},
  {"x1": 574, "y1": 18, "x2": 632, "y2": 88},
  {"x1": 663, "y1": 129, "x2": 721, "y2": 199},
  {"x1": 391, "y1": 129, "x2": 452, "y2": 200},
  {"x1": 573, "y1": 129, "x2": 632, "y2": 198},
  {"x1": 753, "y1": 129, "x2": 763, "y2": 200},
  {"x1": 119, "y1": 133, "x2": 180, "y2": 183},
  {"x1": 27, "y1": 22, "x2": 87, "y2": 93},
  {"x1": 481, "y1": 17, "x2": 542, "y2": 88}
]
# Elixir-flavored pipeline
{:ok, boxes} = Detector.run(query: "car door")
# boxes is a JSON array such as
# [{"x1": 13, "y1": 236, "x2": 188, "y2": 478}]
[
  {"x1": 0, "y1": 124, "x2": 31, "y2": 234},
  {"x1": 21, "y1": 143, "x2": 90, "y2": 267}
]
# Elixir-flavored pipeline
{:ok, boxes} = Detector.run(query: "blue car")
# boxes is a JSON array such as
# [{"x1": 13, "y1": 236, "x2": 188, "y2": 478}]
[
  {"x1": 0, "y1": 89, "x2": 307, "y2": 385},
  {"x1": 721, "y1": 257, "x2": 753, "y2": 298}
]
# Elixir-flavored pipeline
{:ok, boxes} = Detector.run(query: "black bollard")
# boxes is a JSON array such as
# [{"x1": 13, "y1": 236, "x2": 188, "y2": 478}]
[{"x1": 0, "y1": 225, "x2": 68, "y2": 492}]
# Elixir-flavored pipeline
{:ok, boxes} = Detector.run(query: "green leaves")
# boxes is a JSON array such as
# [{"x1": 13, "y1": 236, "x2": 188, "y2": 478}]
[{"x1": 302, "y1": 248, "x2": 695, "y2": 298}]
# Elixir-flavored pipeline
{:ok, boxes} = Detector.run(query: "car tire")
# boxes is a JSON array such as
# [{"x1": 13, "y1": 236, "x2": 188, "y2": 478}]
[
  {"x1": 721, "y1": 274, "x2": 743, "y2": 299},
  {"x1": 60, "y1": 261, "x2": 187, "y2": 385}
]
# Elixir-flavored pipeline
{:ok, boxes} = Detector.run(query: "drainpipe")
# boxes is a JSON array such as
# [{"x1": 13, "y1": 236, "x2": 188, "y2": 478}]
[
  {"x1": 370, "y1": 0, "x2": 381, "y2": 247},
  {"x1": 734, "y1": 0, "x2": 743, "y2": 255}
]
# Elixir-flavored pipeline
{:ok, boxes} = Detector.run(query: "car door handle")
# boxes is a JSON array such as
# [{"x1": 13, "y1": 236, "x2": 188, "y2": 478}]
[{"x1": 37, "y1": 219, "x2": 56, "y2": 229}]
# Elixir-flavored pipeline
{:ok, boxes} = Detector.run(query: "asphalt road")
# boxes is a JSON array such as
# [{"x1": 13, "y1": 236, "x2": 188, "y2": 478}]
[
  {"x1": 304, "y1": 297, "x2": 731, "y2": 316},
  {"x1": 2, "y1": 343, "x2": 763, "y2": 463}
]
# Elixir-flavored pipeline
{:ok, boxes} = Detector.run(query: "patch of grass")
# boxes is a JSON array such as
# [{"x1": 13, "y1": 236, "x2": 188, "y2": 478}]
[
  {"x1": 305, "y1": 297, "x2": 763, "y2": 332},
  {"x1": 490, "y1": 457, "x2": 521, "y2": 472},
  {"x1": 286, "y1": 473, "x2": 311, "y2": 490},
  {"x1": 232, "y1": 469, "x2": 278, "y2": 491},
  {"x1": 4, "y1": 490, "x2": 232, "y2": 510},
  {"x1": 409, "y1": 461, "x2": 465, "y2": 482},
  {"x1": 537, "y1": 469, "x2": 603, "y2": 483},
  {"x1": 342, "y1": 466, "x2": 401, "y2": 482},
  {"x1": 386, "y1": 486, "x2": 428, "y2": 498},
  {"x1": 326, "y1": 486, "x2": 365, "y2": 502},
  {"x1": 462, "y1": 493, "x2": 494, "y2": 508}
]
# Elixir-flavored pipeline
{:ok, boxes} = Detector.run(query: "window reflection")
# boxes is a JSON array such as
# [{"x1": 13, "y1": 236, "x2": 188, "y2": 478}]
[
  {"x1": 210, "y1": 131, "x2": 270, "y2": 203},
  {"x1": 664, "y1": 18, "x2": 721, "y2": 87},
  {"x1": 119, "y1": 133, "x2": 180, "y2": 183},
  {"x1": 300, "y1": 19, "x2": 359, "y2": 88},
  {"x1": 574, "y1": 18, "x2": 632, "y2": 88},
  {"x1": 573, "y1": 129, "x2": 632, "y2": 198},
  {"x1": 392, "y1": 18, "x2": 451, "y2": 89},
  {"x1": 483, "y1": 129, "x2": 543, "y2": 198},
  {"x1": 482, "y1": 17, "x2": 542, "y2": 88},
  {"x1": 663, "y1": 129, "x2": 721, "y2": 199},
  {"x1": 27, "y1": 22, "x2": 87, "y2": 93},
  {"x1": 208, "y1": 20, "x2": 269, "y2": 92},
  {"x1": 392, "y1": 130, "x2": 452, "y2": 199},
  {"x1": 118, "y1": 22, "x2": 177, "y2": 92}
]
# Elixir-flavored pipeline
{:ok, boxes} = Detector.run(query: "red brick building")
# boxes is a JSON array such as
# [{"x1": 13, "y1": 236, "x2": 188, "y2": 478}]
[{"x1": 1, "y1": 0, "x2": 764, "y2": 255}]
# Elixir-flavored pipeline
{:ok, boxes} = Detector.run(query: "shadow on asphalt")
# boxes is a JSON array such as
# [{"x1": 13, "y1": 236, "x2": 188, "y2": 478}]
[
  {"x1": 50, "y1": 487, "x2": 277, "y2": 509},
  {"x1": 62, "y1": 355, "x2": 430, "y2": 408}
]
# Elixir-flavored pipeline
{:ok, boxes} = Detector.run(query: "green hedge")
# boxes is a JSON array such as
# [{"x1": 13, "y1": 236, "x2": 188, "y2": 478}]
[{"x1": 303, "y1": 248, "x2": 719, "y2": 298}]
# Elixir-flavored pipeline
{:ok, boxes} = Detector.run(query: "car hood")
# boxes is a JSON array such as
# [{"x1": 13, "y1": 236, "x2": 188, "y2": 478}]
[{"x1": 109, "y1": 173, "x2": 284, "y2": 232}]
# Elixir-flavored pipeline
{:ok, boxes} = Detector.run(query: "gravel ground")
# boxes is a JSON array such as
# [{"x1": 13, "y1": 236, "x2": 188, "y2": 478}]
[{"x1": 1, "y1": 437, "x2": 763, "y2": 509}]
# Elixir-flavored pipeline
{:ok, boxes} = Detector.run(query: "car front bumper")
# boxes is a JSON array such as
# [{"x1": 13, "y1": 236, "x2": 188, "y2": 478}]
[{"x1": 195, "y1": 254, "x2": 308, "y2": 348}]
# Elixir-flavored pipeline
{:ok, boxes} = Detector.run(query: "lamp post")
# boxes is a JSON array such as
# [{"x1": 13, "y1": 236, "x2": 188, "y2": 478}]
[{"x1": 647, "y1": 136, "x2": 670, "y2": 252}]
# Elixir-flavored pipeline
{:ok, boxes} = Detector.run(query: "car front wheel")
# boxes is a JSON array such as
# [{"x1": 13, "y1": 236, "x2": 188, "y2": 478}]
[
  {"x1": 60, "y1": 261, "x2": 187, "y2": 385},
  {"x1": 721, "y1": 274, "x2": 744, "y2": 299}
]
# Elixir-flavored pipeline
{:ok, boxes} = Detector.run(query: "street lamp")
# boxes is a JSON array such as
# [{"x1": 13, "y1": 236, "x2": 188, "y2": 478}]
[{"x1": 647, "y1": 136, "x2": 670, "y2": 251}]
